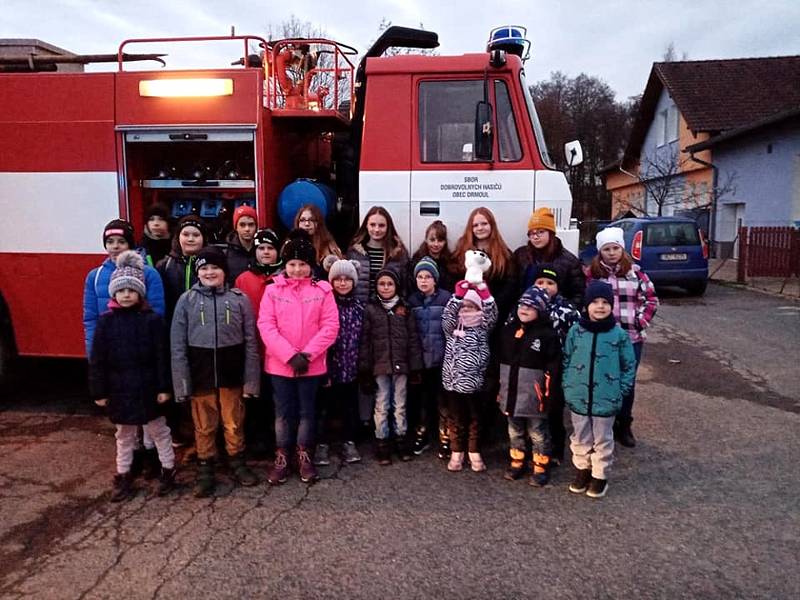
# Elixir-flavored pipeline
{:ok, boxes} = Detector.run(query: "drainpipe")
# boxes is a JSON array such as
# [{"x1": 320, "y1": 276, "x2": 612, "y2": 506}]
[{"x1": 688, "y1": 152, "x2": 718, "y2": 258}]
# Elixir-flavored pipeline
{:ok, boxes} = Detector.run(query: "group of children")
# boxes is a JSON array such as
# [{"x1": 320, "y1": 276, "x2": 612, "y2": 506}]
[{"x1": 85, "y1": 203, "x2": 658, "y2": 502}]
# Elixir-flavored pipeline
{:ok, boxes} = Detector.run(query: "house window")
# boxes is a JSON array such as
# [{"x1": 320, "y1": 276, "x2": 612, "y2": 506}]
[
  {"x1": 657, "y1": 104, "x2": 680, "y2": 146},
  {"x1": 418, "y1": 80, "x2": 484, "y2": 163}
]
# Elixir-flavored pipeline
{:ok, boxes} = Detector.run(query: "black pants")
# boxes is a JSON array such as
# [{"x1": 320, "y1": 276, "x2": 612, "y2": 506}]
[
  {"x1": 445, "y1": 390, "x2": 481, "y2": 453},
  {"x1": 316, "y1": 381, "x2": 359, "y2": 445},
  {"x1": 409, "y1": 367, "x2": 447, "y2": 441},
  {"x1": 547, "y1": 371, "x2": 567, "y2": 461},
  {"x1": 244, "y1": 372, "x2": 275, "y2": 456}
]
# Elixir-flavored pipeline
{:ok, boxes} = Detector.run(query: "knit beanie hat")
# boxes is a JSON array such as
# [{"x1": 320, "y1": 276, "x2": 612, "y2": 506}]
[
  {"x1": 518, "y1": 285, "x2": 550, "y2": 313},
  {"x1": 532, "y1": 263, "x2": 560, "y2": 286},
  {"x1": 584, "y1": 280, "x2": 614, "y2": 307},
  {"x1": 414, "y1": 256, "x2": 440, "y2": 282},
  {"x1": 376, "y1": 268, "x2": 400, "y2": 288},
  {"x1": 176, "y1": 215, "x2": 207, "y2": 239},
  {"x1": 527, "y1": 207, "x2": 556, "y2": 233},
  {"x1": 144, "y1": 203, "x2": 170, "y2": 222},
  {"x1": 195, "y1": 245, "x2": 228, "y2": 274},
  {"x1": 108, "y1": 250, "x2": 146, "y2": 298},
  {"x1": 253, "y1": 228, "x2": 280, "y2": 249},
  {"x1": 103, "y1": 219, "x2": 135, "y2": 249},
  {"x1": 462, "y1": 288, "x2": 483, "y2": 308},
  {"x1": 233, "y1": 205, "x2": 257, "y2": 228},
  {"x1": 281, "y1": 229, "x2": 316, "y2": 266},
  {"x1": 596, "y1": 227, "x2": 625, "y2": 251},
  {"x1": 328, "y1": 259, "x2": 359, "y2": 282}
]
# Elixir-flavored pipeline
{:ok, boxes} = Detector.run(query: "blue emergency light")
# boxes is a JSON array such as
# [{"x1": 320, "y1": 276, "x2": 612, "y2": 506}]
[{"x1": 487, "y1": 26, "x2": 531, "y2": 61}]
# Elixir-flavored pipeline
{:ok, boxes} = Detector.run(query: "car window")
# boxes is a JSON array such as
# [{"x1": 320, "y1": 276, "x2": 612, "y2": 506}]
[
  {"x1": 617, "y1": 221, "x2": 636, "y2": 232},
  {"x1": 644, "y1": 223, "x2": 700, "y2": 246}
]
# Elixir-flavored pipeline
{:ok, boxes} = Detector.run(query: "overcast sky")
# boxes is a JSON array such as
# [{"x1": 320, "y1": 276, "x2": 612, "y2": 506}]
[{"x1": 2, "y1": 0, "x2": 798, "y2": 100}]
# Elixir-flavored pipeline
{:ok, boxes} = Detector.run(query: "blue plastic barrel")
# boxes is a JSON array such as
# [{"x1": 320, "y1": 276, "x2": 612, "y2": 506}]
[{"x1": 277, "y1": 179, "x2": 336, "y2": 229}]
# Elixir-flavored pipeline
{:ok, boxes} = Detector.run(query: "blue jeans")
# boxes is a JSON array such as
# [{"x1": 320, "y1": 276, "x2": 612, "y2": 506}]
[
  {"x1": 374, "y1": 374, "x2": 407, "y2": 440},
  {"x1": 508, "y1": 416, "x2": 551, "y2": 457},
  {"x1": 271, "y1": 375, "x2": 320, "y2": 449},
  {"x1": 620, "y1": 342, "x2": 643, "y2": 420}
]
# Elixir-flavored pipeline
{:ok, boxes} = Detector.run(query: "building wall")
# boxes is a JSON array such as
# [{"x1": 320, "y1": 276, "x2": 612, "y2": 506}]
[{"x1": 714, "y1": 120, "x2": 800, "y2": 244}]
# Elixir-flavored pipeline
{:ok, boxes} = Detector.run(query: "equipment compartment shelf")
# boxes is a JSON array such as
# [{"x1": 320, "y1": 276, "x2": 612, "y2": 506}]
[{"x1": 139, "y1": 179, "x2": 255, "y2": 190}]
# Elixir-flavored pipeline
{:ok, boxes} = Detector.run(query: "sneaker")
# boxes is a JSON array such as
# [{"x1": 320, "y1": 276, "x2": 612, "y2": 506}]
[
  {"x1": 437, "y1": 440, "x2": 451, "y2": 461},
  {"x1": 447, "y1": 451, "x2": 464, "y2": 472},
  {"x1": 569, "y1": 468, "x2": 592, "y2": 494},
  {"x1": 586, "y1": 477, "x2": 608, "y2": 498},
  {"x1": 341, "y1": 441, "x2": 362, "y2": 464},
  {"x1": 376, "y1": 440, "x2": 392, "y2": 466},
  {"x1": 157, "y1": 467, "x2": 176, "y2": 496},
  {"x1": 314, "y1": 443, "x2": 331, "y2": 466},
  {"x1": 110, "y1": 472, "x2": 133, "y2": 502},
  {"x1": 468, "y1": 452, "x2": 486, "y2": 472},
  {"x1": 297, "y1": 447, "x2": 318, "y2": 482},
  {"x1": 267, "y1": 449, "x2": 290, "y2": 485}
]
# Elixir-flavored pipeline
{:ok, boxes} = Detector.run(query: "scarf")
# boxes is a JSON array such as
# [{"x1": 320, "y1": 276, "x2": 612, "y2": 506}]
[
  {"x1": 251, "y1": 259, "x2": 283, "y2": 276},
  {"x1": 380, "y1": 295, "x2": 400, "y2": 311},
  {"x1": 579, "y1": 313, "x2": 616, "y2": 333},
  {"x1": 458, "y1": 304, "x2": 483, "y2": 328}
]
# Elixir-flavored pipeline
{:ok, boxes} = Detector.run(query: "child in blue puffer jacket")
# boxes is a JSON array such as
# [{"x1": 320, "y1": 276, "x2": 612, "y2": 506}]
[
  {"x1": 562, "y1": 281, "x2": 636, "y2": 500},
  {"x1": 407, "y1": 256, "x2": 451, "y2": 458}
]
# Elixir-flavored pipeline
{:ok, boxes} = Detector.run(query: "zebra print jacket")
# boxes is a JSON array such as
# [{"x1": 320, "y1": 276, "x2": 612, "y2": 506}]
[{"x1": 441, "y1": 295, "x2": 498, "y2": 394}]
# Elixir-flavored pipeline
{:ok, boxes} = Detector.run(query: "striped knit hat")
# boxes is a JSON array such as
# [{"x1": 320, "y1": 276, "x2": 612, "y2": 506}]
[{"x1": 414, "y1": 256, "x2": 440, "y2": 282}]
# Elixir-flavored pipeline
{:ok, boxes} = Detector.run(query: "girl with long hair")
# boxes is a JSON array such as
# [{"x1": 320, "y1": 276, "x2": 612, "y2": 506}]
[{"x1": 411, "y1": 220, "x2": 456, "y2": 292}]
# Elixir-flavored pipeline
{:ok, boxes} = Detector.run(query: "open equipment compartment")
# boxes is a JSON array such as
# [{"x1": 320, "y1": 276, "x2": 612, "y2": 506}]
[{"x1": 121, "y1": 127, "x2": 258, "y2": 243}]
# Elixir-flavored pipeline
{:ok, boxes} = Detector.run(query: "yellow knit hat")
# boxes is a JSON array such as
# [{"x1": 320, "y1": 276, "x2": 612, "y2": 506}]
[{"x1": 528, "y1": 207, "x2": 556, "y2": 233}]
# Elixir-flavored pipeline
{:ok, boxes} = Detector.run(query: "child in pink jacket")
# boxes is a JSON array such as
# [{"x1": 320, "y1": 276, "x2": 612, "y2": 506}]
[{"x1": 258, "y1": 230, "x2": 340, "y2": 484}]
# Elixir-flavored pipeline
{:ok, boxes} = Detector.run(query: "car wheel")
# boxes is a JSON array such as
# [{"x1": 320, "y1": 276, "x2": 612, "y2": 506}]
[{"x1": 684, "y1": 280, "x2": 708, "y2": 296}]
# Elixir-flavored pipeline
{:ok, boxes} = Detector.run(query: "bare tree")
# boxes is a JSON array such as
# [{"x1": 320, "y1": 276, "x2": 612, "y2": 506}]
[
  {"x1": 617, "y1": 151, "x2": 736, "y2": 216},
  {"x1": 662, "y1": 41, "x2": 689, "y2": 62}
]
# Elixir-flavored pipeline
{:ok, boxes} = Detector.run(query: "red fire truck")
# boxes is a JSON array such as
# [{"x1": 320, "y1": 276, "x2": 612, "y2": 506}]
[{"x1": 0, "y1": 26, "x2": 582, "y2": 384}]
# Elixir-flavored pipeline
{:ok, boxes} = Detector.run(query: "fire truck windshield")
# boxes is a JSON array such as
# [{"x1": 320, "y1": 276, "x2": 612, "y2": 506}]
[{"x1": 520, "y1": 70, "x2": 556, "y2": 169}]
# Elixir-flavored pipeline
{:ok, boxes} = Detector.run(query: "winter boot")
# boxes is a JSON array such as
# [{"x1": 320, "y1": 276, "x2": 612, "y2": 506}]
[
  {"x1": 569, "y1": 468, "x2": 592, "y2": 494},
  {"x1": 616, "y1": 417, "x2": 636, "y2": 448},
  {"x1": 314, "y1": 443, "x2": 331, "y2": 466},
  {"x1": 141, "y1": 448, "x2": 160, "y2": 480},
  {"x1": 229, "y1": 453, "x2": 258, "y2": 487},
  {"x1": 193, "y1": 459, "x2": 216, "y2": 498},
  {"x1": 412, "y1": 427, "x2": 430, "y2": 455},
  {"x1": 529, "y1": 453, "x2": 551, "y2": 487},
  {"x1": 586, "y1": 477, "x2": 608, "y2": 499},
  {"x1": 398, "y1": 435, "x2": 414, "y2": 462},
  {"x1": 110, "y1": 472, "x2": 133, "y2": 502},
  {"x1": 437, "y1": 425, "x2": 451, "y2": 460},
  {"x1": 504, "y1": 448, "x2": 526, "y2": 481},
  {"x1": 447, "y1": 451, "x2": 464, "y2": 472},
  {"x1": 267, "y1": 448, "x2": 290, "y2": 485},
  {"x1": 376, "y1": 440, "x2": 392, "y2": 466},
  {"x1": 297, "y1": 447, "x2": 318, "y2": 482},
  {"x1": 157, "y1": 467, "x2": 177, "y2": 497}
]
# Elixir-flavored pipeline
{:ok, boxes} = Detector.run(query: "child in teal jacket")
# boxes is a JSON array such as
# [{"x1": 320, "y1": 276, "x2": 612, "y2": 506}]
[{"x1": 562, "y1": 281, "x2": 636, "y2": 499}]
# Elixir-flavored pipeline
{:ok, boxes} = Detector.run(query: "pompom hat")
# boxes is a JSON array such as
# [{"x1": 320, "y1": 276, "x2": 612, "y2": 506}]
[{"x1": 108, "y1": 250, "x2": 146, "y2": 298}]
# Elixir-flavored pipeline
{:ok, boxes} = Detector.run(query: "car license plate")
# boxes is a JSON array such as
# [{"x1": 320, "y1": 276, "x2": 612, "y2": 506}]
[{"x1": 661, "y1": 253, "x2": 687, "y2": 261}]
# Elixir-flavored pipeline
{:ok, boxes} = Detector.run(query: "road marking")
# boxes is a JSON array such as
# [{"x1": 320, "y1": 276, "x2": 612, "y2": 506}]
[{"x1": 776, "y1": 306, "x2": 800, "y2": 312}]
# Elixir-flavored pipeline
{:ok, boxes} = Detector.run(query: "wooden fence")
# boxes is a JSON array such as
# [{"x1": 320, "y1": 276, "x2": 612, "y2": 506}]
[{"x1": 737, "y1": 226, "x2": 800, "y2": 282}]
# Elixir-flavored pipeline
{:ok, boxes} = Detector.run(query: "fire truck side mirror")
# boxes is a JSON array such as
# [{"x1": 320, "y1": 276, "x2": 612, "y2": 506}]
[
  {"x1": 474, "y1": 101, "x2": 494, "y2": 161},
  {"x1": 564, "y1": 140, "x2": 583, "y2": 168}
]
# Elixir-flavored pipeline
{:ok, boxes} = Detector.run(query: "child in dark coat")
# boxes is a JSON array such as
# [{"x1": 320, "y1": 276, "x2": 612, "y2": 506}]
[
  {"x1": 407, "y1": 256, "x2": 451, "y2": 458},
  {"x1": 497, "y1": 286, "x2": 561, "y2": 486},
  {"x1": 359, "y1": 268, "x2": 423, "y2": 465},
  {"x1": 315, "y1": 258, "x2": 365, "y2": 466},
  {"x1": 88, "y1": 251, "x2": 175, "y2": 502}
]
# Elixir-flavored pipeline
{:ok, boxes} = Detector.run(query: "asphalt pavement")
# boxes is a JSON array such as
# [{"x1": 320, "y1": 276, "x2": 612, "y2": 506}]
[{"x1": 0, "y1": 282, "x2": 798, "y2": 599}]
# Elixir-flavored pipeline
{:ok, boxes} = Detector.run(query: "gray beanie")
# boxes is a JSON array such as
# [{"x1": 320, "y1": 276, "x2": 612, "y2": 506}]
[
  {"x1": 328, "y1": 259, "x2": 359, "y2": 283},
  {"x1": 109, "y1": 250, "x2": 146, "y2": 298}
]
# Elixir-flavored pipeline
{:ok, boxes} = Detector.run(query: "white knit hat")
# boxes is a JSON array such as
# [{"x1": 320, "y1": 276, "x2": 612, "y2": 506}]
[{"x1": 596, "y1": 227, "x2": 626, "y2": 251}]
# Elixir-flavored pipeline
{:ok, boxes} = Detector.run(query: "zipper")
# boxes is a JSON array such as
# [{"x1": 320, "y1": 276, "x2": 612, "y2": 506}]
[
  {"x1": 587, "y1": 331, "x2": 598, "y2": 416},
  {"x1": 212, "y1": 292, "x2": 219, "y2": 388}
]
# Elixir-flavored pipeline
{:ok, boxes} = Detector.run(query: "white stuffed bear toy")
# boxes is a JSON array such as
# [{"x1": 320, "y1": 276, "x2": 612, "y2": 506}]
[{"x1": 464, "y1": 249, "x2": 491, "y2": 290}]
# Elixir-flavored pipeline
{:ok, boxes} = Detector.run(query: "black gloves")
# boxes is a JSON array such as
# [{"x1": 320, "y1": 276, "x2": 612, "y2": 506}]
[{"x1": 288, "y1": 352, "x2": 311, "y2": 375}]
